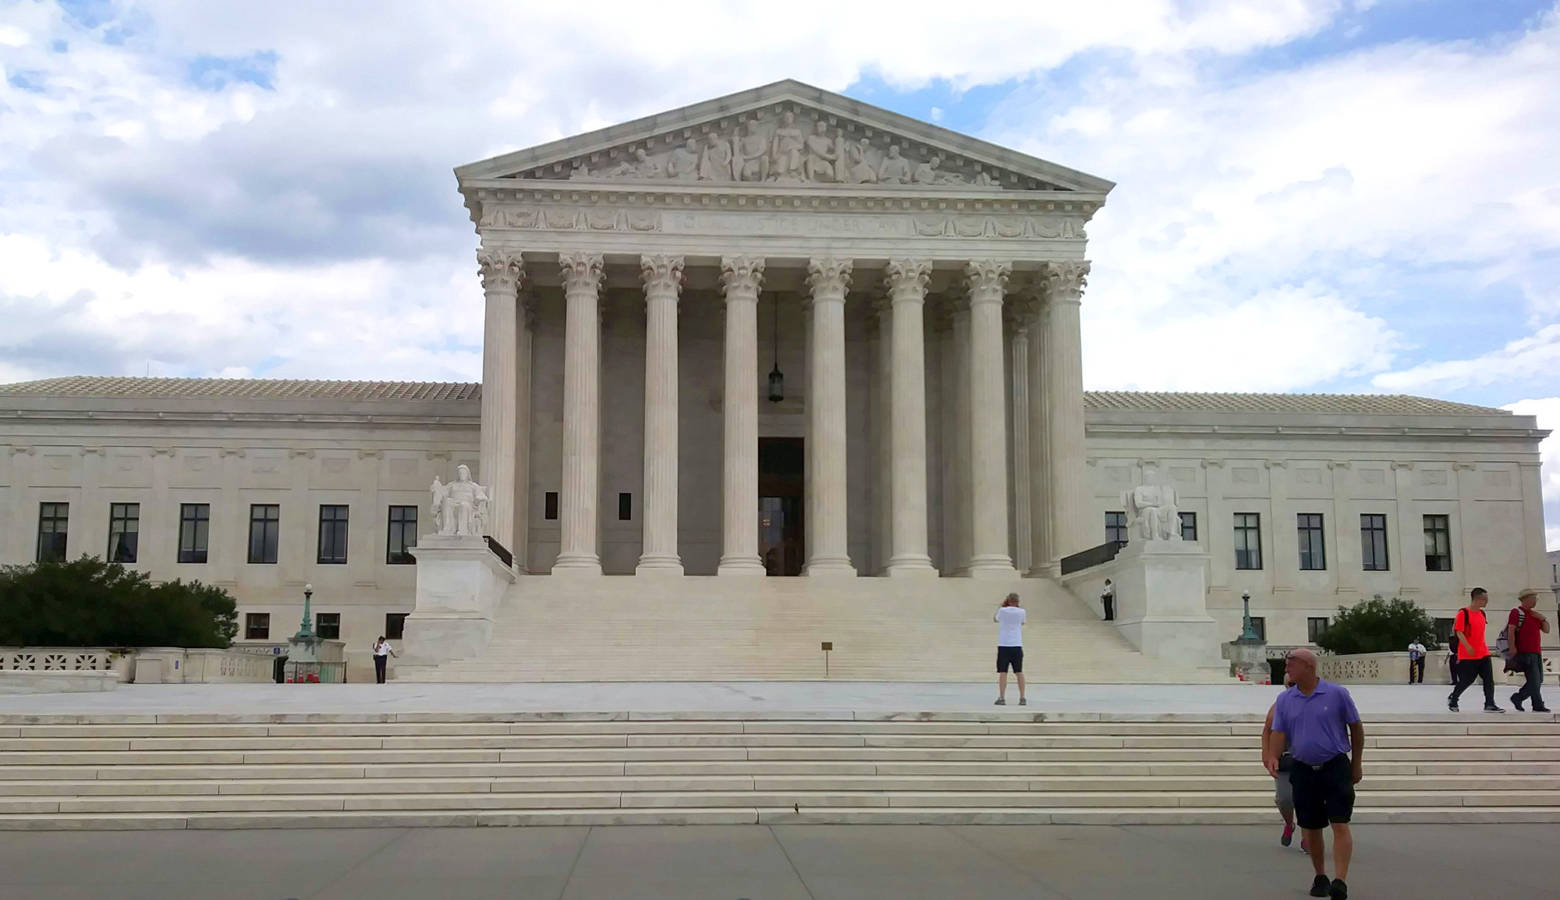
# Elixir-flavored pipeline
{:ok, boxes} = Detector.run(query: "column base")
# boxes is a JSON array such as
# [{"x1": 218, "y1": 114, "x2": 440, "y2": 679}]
[
  {"x1": 717, "y1": 557, "x2": 766, "y2": 576},
  {"x1": 635, "y1": 556, "x2": 684, "y2": 576},
  {"x1": 966, "y1": 556, "x2": 1019, "y2": 579},
  {"x1": 885, "y1": 555, "x2": 938, "y2": 578},
  {"x1": 551, "y1": 554, "x2": 603, "y2": 576},
  {"x1": 804, "y1": 558, "x2": 857, "y2": 577}
]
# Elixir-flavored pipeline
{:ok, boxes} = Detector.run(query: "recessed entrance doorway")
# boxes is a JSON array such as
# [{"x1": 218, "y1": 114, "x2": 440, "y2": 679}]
[{"x1": 759, "y1": 437, "x2": 804, "y2": 576}]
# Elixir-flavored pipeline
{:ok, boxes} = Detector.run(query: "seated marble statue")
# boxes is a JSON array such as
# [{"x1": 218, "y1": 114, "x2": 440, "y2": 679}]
[
  {"x1": 877, "y1": 145, "x2": 911, "y2": 184},
  {"x1": 431, "y1": 465, "x2": 491, "y2": 537},
  {"x1": 1121, "y1": 475, "x2": 1181, "y2": 542},
  {"x1": 667, "y1": 139, "x2": 701, "y2": 181}
]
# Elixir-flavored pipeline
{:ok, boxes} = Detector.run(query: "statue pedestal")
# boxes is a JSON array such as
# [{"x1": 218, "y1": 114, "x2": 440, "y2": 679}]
[
  {"x1": 1104, "y1": 540, "x2": 1220, "y2": 668},
  {"x1": 401, "y1": 535, "x2": 516, "y2": 665},
  {"x1": 1223, "y1": 638, "x2": 1271, "y2": 683}
]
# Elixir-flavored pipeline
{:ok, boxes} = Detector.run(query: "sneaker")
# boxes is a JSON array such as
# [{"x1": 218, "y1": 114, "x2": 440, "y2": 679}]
[
  {"x1": 1281, "y1": 824, "x2": 1294, "y2": 847},
  {"x1": 1533, "y1": 705, "x2": 1552, "y2": 713},
  {"x1": 1484, "y1": 704, "x2": 1506, "y2": 713},
  {"x1": 1330, "y1": 878, "x2": 1348, "y2": 899},
  {"x1": 1017, "y1": 697, "x2": 1027, "y2": 706},
  {"x1": 1310, "y1": 874, "x2": 1331, "y2": 897},
  {"x1": 1447, "y1": 698, "x2": 1459, "y2": 712},
  {"x1": 1512, "y1": 693, "x2": 1525, "y2": 712},
  {"x1": 994, "y1": 698, "x2": 1006, "y2": 706}
]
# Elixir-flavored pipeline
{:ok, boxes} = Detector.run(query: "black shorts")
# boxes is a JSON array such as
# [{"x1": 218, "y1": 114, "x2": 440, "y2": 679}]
[
  {"x1": 996, "y1": 646, "x2": 1024, "y2": 673},
  {"x1": 1288, "y1": 754, "x2": 1355, "y2": 830}
]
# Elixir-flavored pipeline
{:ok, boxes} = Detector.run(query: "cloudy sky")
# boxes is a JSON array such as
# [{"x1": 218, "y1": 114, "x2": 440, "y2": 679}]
[{"x1": 2, "y1": 0, "x2": 1559, "y2": 539}]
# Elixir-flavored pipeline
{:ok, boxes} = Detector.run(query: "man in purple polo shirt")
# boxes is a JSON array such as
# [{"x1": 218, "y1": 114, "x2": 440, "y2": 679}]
[{"x1": 1264, "y1": 648, "x2": 1365, "y2": 900}]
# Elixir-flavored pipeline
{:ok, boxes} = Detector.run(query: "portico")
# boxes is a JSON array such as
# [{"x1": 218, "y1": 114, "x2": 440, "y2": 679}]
[{"x1": 459, "y1": 80, "x2": 1109, "y2": 580}]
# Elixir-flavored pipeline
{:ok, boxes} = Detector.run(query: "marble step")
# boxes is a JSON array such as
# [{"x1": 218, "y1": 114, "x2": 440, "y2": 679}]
[{"x1": 4, "y1": 805, "x2": 1560, "y2": 830}]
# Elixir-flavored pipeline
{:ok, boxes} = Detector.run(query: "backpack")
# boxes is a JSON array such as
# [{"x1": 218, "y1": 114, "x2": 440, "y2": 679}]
[{"x1": 1497, "y1": 609, "x2": 1526, "y2": 668}]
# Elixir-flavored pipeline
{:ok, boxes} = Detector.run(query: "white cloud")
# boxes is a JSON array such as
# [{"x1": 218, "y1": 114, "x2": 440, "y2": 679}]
[{"x1": 1373, "y1": 325, "x2": 1560, "y2": 394}]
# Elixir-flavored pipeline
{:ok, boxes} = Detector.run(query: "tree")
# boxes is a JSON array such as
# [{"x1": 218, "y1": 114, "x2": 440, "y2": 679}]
[
  {"x1": 1314, "y1": 594, "x2": 1437, "y2": 655},
  {"x1": 0, "y1": 556, "x2": 237, "y2": 648}
]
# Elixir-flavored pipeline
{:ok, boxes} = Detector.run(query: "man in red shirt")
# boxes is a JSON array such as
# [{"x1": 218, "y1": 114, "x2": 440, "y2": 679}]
[
  {"x1": 1447, "y1": 587, "x2": 1504, "y2": 713},
  {"x1": 1508, "y1": 589, "x2": 1551, "y2": 713}
]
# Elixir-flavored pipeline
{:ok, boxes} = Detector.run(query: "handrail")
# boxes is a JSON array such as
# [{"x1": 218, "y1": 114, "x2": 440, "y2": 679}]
[
  {"x1": 483, "y1": 535, "x2": 515, "y2": 569},
  {"x1": 1060, "y1": 540, "x2": 1124, "y2": 575}
]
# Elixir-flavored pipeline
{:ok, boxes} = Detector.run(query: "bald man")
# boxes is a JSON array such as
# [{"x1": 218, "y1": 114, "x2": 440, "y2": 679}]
[{"x1": 1264, "y1": 648, "x2": 1365, "y2": 900}]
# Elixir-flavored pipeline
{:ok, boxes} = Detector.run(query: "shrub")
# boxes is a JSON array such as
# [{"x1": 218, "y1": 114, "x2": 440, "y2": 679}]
[
  {"x1": 1314, "y1": 594, "x2": 1436, "y2": 655},
  {"x1": 0, "y1": 556, "x2": 237, "y2": 648}
]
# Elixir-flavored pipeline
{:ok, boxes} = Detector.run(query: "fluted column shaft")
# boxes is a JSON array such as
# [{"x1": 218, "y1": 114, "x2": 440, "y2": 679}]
[
  {"x1": 965, "y1": 260, "x2": 1018, "y2": 578},
  {"x1": 718, "y1": 257, "x2": 766, "y2": 576},
  {"x1": 554, "y1": 252, "x2": 605, "y2": 574},
  {"x1": 1044, "y1": 261, "x2": 1091, "y2": 563},
  {"x1": 1008, "y1": 311, "x2": 1032, "y2": 575},
  {"x1": 1025, "y1": 296, "x2": 1053, "y2": 575},
  {"x1": 477, "y1": 251, "x2": 522, "y2": 556},
  {"x1": 637, "y1": 255, "x2": 684, "y2": 575},
  {"x1": 805, "y1": 257, "x2": 855, "y2": 576},
  {"x1": 884, "y1": 259, "x2": 936, "y2": 576}
]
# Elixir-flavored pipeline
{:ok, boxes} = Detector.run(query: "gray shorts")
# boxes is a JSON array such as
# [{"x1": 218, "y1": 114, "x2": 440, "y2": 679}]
[{"x1": 1274, "y1": 772, "x2": 1294, "y2": 811}]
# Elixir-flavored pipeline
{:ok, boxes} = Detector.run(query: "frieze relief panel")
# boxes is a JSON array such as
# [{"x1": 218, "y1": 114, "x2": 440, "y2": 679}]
[{"x1": 511, "y1": 104, "x2": 1059, "y2": 191}]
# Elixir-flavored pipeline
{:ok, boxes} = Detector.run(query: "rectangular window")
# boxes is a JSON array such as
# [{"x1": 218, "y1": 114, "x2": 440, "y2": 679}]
[
  {"x1": 36, "y1": 502, "x2": 69, "y2": 563},
  {"x1": 315, "y1": 612, "x2": 341, "y2": 640},
  {"x1": 386, "y1": 505, "x2": 418, "y2": 565},
  {"x1": 1307, "y1": 617, "x2": 1330, "y2": 643},
  {"x1": 318, "y1": 504, "x2": 349, "y2": 564},
  {"x1": 245, "y1": 613, "x2": 270, "y2": 641},
  {"x1": 107, "y1": 502, "x2": 139, "y2": 564},
  {"x1": 177, "y1": 503, "x2": 211, "y2": 564},
  {"x1": 618, "y1": 492, "x2": 632, "y2": 521},
  {"x1": 1360, "y1": 513, "x2": 1389, "y2": 571},
  {"x1": 1178, "y1": 511, "x2": 1198, "y2": 542},
  {"x1": 1104, "y1": 511, "x2": 1127, "y2": 544},
  {"x1": 1434, "y1": 617, "x2": 1454, "y2": 646},
  {"x1": 1423, "y1": 514, "x2": 1452, "y2": 571},
  {"x1": 544, "y1": 491, "x2": 559, "y2": 521},
  {"x1": 385, "y1": 612, "x2": 408, "y2": 640},
  {"x1": 1249, "y1": 616, "x2": 1267, "y2": 642},
  {"x1": 248, "y1": 504, "x2": 280, "y2": 564},
  {"x1": 1234, "y1": 512, "x2": 1262, "y2": 570},
  {"x1": 1297, "y1": 513, "x2": 1326, "y2": 571}
]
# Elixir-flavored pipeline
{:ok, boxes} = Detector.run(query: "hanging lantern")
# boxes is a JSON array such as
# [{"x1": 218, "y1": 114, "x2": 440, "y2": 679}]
[{"x1": 767, "y1": 293, "x2": 784, "y2": 403}]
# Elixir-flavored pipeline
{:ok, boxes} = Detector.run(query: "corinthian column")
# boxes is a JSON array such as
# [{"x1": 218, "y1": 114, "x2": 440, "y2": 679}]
[
  {"x1": 884, "y1": 259, "x2": 936, "y2": 576},
  {"x1": 477, "y1": 250, "x2": 523, "y2": 556},
  {"x1": 637, "y1": 255, "x2": 684, "y2": 575},
  {"x1": 964, "y1": 259, "x2": 1018, "y2": 578},
  {"x1": 1043, "y1": 261, "x2": 1091, "y2": 563},
  {"x1": 805, "y1": 257, "x2": 855, "y2": 576},
  {"x1": 553, "y1": 251, "x2": 605, "y2": 575},
  {"x1": 1024, "y1": 291, "x2": 1053, "y2": 576},
  {"x1": 1006, "y1": 302, "x2": 1032, "y2": 575},
  {"x1": 717, "y1": 256, "x2": 766, "y2": 576}
]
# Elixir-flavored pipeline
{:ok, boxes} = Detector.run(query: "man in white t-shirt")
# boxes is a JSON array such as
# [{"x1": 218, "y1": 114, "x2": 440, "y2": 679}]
[
  {"x1": 993, "y1": 593, "x2": 1027, "y2": 706},
  {"x1": 1406, "y1": 640, "x2": 1426, "y2": 684}
]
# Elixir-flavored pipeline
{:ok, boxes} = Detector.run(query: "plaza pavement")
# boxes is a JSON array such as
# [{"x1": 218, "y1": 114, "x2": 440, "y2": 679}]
[
  {"x1": 0, "y1": 823, "x2": 1552, "y2": 899},
  {"x1": 0, "y1": 680, "x2": 1519, "y2": 718}
]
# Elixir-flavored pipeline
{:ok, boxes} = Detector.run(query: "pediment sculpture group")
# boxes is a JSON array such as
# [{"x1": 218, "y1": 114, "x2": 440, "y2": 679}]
[{"x1": 568, "y1": 111, "x2": 1001, "y2": 188}]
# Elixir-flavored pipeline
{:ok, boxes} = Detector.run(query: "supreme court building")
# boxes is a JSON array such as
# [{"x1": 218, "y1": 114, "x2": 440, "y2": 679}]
[{"x1": 0, "y1": 82, "x2": 1549, "y2": 682}]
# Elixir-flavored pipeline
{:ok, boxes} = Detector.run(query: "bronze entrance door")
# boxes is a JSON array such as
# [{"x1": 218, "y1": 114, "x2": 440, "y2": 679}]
[{"x1": 758, "y1": 437, "x2": 804, "y2": 576}]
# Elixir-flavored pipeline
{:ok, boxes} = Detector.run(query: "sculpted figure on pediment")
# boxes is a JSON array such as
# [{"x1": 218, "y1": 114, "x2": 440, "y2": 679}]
[
  {"x1": 878, "y1": 145, "x2": 911, "y2": 184},
  {"x1": 667, "y1": 138, "x2": 701, "y2": 181},
  {"x1": 769, "y1": 111, "x2": 807, "y2": 181},
  {"x1": 841, "y1": 137, "x2": 876, "y2": 184},
  {"x1": 735, "y1": 120, "x2": 768, "y2": 181},
  {"x1": 700, "y1": 132, "x2": 734, "y2": 181},
  {"x1": 802, "y1": 121, "x2": 840, "y2": 182},
  {"x1": 912, "y1": 155, "x2": 941, "y2": 184}
]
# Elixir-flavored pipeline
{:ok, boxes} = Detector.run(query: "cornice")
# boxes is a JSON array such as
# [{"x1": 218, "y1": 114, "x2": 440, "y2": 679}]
[
  {"x1": 0, "y1": 409, "x2": 480, "y2": 429},
  {"x1": 1086, "y1": 422, "x2": 1548, "y2": 443}
]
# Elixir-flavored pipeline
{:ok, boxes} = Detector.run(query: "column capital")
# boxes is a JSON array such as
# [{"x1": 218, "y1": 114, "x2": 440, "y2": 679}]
[
  {"x1": 720, "y1": 255, "x2": 765, "y2": 298},
  {"x1": 477, "y1": 250, "x2": 524, "y2": 294},
  {"x1": 558, "y1": 251, "x2": 604, "y2": 293},
  {"x1": 884, "y1": 258, "x2": 933, "y2": 301},
  {"x1": 964, "y1": 259, "x2": 1012, "y2": 305},
  {"x1": 1040, "y1": 260, "x2": 1091, "y2": 304},
  {"x1": 640, "y1": 254, "x2": 685, "y2": 297},
  {"x1": 806, "y1": 257, "x2": 853, "y2": 301}
]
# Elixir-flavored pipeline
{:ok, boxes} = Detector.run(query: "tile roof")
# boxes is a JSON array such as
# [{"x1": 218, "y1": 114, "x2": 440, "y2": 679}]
[
  {"x1": 0, "y1": 377, "x2": 480, "y2": 402},
  {"x1": 1083, "y1": 391, "x2": 1510, "y2": 417},
  {"x1": 0, "y1": 378, "x2": 1511, "y2": 417}
]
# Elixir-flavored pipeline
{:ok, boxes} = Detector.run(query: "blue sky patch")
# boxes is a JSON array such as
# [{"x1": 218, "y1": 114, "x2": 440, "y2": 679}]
[{"x1": 187, "y1": 51, "x2": 280, "y2": 92}]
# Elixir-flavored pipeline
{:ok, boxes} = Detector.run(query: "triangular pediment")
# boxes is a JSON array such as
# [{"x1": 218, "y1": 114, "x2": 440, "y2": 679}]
[{"x1": 456, "y1": 80, "x2": 1113, "y2": 195}]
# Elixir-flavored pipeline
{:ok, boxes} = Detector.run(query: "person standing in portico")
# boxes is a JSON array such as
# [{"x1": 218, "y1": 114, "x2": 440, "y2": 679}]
[
  {"x1": 372, "y1": 636, "x2": 396, "y2": 684},
  {"x1": 993, "y1": 593, "x2": 1027, "y2": 706},
  {"x1": 1265, "y1": 648, "x2": 1364, "y2": 900}
]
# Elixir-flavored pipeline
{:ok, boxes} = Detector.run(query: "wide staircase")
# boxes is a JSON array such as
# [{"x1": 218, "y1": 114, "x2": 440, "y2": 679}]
[
  {"x1": 397, "y1": 576, "x2": 1222, "y2": 683},
  {"x1": 2, "y1": 712, "x2": 1557, "y2": 829}
]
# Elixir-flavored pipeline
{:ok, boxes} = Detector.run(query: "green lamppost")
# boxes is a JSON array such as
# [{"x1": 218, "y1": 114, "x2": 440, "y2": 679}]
[
  {"x1": 1239, "y1": 590, "x2": 1262, "y2": 642},
  {"x1": 295, "y1": 583, "x2": 315, "y2": 640}
]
